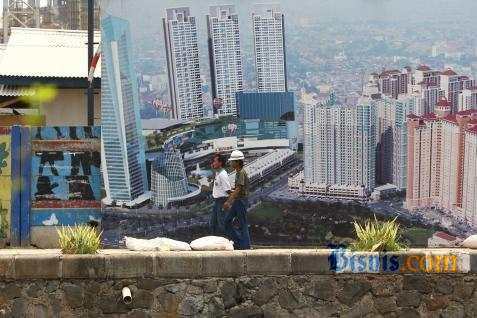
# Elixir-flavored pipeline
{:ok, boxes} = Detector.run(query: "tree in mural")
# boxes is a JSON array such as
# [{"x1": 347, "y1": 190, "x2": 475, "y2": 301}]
[{"x1": 0, "y1": 142, "x2": 9, "y2": 175}]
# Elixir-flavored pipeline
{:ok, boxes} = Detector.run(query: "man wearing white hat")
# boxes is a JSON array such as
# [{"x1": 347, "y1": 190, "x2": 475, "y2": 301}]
[{"x1": 223, "y1": 150, "x2": 251, "y2": 249}]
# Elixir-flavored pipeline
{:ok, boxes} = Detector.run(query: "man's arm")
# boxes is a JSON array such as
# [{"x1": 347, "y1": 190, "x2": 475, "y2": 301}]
[{"x1": 224, "y1": 184, "x2": 242, "y2": 210}]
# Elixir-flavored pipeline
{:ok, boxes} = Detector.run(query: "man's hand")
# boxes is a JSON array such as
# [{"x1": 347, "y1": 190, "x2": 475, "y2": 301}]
[{"x1": 223, "y1": 200, "x2": 232, "y2": 210}]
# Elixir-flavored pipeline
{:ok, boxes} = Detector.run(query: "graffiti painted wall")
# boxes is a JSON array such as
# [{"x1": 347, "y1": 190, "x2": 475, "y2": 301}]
[
  {"x1": 0, "y1": 128, "x2": 11, "y2": 240},
  {"x1": 30, "y1": 127, "x2": 102, "y2": 234}
]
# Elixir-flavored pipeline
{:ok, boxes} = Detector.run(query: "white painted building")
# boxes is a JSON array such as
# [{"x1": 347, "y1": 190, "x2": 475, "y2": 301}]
[
  {"x1": 207, "y1": 5, "x2": 243, "y2": 116},
  {"x1": 376, "y1": 96, "x2": 416, "y2": 190},
  {"x1": 0, "y1": 28, "x2": 101, "y2": 126},
  {"x1": 230, "y1": 149, "x2": 295, "y2": 187},
  {"x1": 428, "y1": 231, "x2": 461, "y2": 248},
  {"x1": 163, "y1": 7, "x2": 204, "y2": 120},
  {"x1": 370, "y1": 184, "x2": 398, "y2": 201},
  {"x1": 458, "y1": 88, "x2": 477, "y2": 112},
  {"x1": 296, "y1": 96, "x2": 376, "y2": 198},
  {"x1": 252, "y1": 4, "x2": 287, "y2": 93},
  {"x1": 439, "y1": 69, "x2": 475, "y2": 114}
]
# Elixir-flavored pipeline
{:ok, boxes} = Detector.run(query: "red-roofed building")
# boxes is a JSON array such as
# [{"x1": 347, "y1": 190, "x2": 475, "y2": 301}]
[
  {"x1": 468, "y1": 125, "x2": 477, "y2": 134},
  {"x1": 378, "y1": 68, "x2": 409, "y2": 99},
  {"x1": 412, "y1": 66, "x2": 442, "y2": 113},
  {"x1": 407, "y1": 109, "x2": 477, "y2": 226},
  {"x1": 436, "y1": 97, "x2": 451, "y2": 108},
  {"x1": 441, "y1": 68, "x2": 458, "y2": 76},
  {"x1": 416, "y1": 65, "x2": 431, "y2": 71},
  {"x1": 435, "y1": 97, "x2": 451, "y2": 118},
  {"x1": 440, "y1": 68, "x2": 475, "y2": 114},
  {"x1": 428, "y1": 231, "x2": 461, "y2": 247}
]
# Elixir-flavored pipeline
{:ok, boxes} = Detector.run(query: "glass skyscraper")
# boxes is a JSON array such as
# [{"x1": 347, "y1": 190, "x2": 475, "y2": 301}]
[{"x1": 101, "y1": 15, "x2": 149, "y2": 206}]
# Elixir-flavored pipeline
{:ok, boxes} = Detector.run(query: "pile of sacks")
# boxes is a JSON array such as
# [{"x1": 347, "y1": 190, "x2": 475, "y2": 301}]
[{"x1": 124, "y1": 236, "x2": 234, "y2": 251}]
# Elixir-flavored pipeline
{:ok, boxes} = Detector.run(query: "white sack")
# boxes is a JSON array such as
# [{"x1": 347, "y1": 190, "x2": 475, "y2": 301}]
[
  {"x1": 190, "y1": 236, "x2": 234, "y2": 251},
  {"x1": 462, "y1": 235, "x2": 477, "y2": 249},
  {"x1": 124, "y1": 236, "x2": 191, "y2": 251}
]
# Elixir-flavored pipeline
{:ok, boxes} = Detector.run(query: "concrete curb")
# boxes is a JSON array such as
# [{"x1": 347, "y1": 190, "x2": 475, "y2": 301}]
[{"x1": 0, "y1": 248, "x2": 476, "y2": 280}]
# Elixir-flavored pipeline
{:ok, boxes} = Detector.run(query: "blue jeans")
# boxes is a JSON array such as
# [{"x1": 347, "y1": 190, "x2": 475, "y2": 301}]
[
  {"x1": 210, "y1": 197, "x2": 226, "y2": 235},
  {"x1": 224, "y1": 198, "x2": 251, "y2": 250}
]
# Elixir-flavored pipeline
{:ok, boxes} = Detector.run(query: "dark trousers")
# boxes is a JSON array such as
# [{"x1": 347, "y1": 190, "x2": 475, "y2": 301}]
[
  {"x1": 224, "y1": 198, "x2": 251, "y2": 250},
  {"x1": 210, "y1": 197, "x2": 226, "y2": 235}
]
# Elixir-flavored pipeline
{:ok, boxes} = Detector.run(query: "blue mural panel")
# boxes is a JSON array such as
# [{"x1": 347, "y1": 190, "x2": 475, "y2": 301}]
[
  {"x1": 30, "y1": 209, "x2": 102, "y2": 227},
  {"x1": 31, "y1": 175, "x2": 102, "y2": 202},
  {"x1": 31, "y1": 151, "x2": 101, "y2": 176},
  {"x1": 31, "y1": 126, "x2": 102, "y2": 222},
  {"x1": 31, "y1": 126, "x2": 101, "y2": 141}
]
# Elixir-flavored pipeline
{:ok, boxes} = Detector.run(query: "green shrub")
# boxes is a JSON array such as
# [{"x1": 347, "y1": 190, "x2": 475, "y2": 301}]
[
  {"x1": 57, "y1": 225, "x2": 101, "y2": 254},
  {"x1": 350, "y1": 215, "x2": 406, "y2": 252}
]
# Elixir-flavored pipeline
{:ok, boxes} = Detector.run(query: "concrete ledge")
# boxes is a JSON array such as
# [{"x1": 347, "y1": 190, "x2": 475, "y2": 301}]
[
  {"x1": 200, "y1": 251, "x2": 246, "y2": 277},
  {"x1": 62, "y1": 254, "x2": 106, "y2": 279},
  {"x1": 0, "y1": 248, "x2": 476, "y2": 280},
  {"x1": 155, "y1": 252, "x2": 202, "y2": 278},
  {"x1": 0, "y1": 255, "x2": 15, "y2": 280},
  {"x1": 14, "y1": 254, "x2": 62, "y2": 279},
  {"x1": 291, "y1": 250, "x2": 331, "y2": 274},
  {"x1": 245, "y1": 250, "x2": 291, "y2": 275}
]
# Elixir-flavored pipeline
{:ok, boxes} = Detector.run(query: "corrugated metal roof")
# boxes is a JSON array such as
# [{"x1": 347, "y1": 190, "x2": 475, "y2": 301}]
[
  {"x1": 0, "y1": 28, "x2": 101, "y2": 79},
  {"x1": 0, "y1": 84, "x2": 36, "y2": 97}
]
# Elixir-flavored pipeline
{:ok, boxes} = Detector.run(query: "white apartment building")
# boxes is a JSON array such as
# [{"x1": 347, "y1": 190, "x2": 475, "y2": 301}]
[
  {"x1": 207, "y1": 5, "x2": 243, "y2": 116},
  {"x1": 295, "y1": 96, "x2": 376, "y2": 198},
  {"x1": 163, "y1": 7, "x2": 204, "y2": 120},
  {"x1": 376, "y1": 96, "x2": 417, "y2": 189},
  {"x1": 440, "y1": 69, "x2": 475, "y2": 114},
  {"x1": 458, "y1": 88, "x2": 477, "y2": 111},
  {"x1": 408, "y1": 83, "x2": 442, "y2": 115},
  {"x1": 252, "y1": 4, "x2": 287, "y2": 93}
]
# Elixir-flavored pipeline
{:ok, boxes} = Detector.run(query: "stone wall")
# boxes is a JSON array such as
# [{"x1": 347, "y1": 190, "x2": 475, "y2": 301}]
[{"x1": 0, "y1": 249, "x2": 476, "y2": 317}]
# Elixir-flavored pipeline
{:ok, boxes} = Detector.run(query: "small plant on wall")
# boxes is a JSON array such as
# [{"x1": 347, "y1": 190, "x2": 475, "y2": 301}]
[
  {"x1": 57, "y1": 225, "x2": 101, "y2": 254},
  {"x1": 350, "y1": 215, "x2": 406, "y2": 252}
]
